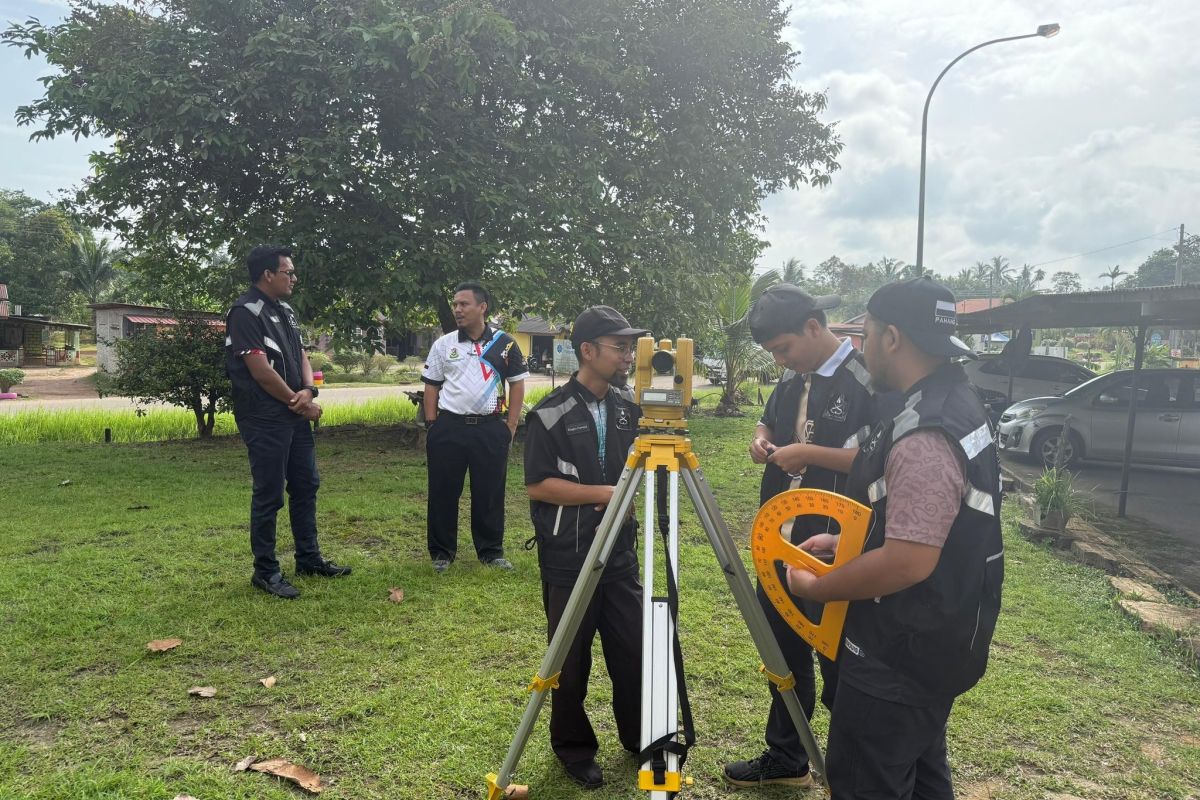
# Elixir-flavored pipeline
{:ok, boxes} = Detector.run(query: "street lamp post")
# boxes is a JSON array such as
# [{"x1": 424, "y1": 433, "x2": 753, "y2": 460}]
[{"x1": 915, "y1": 24, "x2": 1060, "y2": 271}]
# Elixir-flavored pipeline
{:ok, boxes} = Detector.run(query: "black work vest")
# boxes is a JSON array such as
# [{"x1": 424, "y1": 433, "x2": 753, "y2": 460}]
[
  {"x1": 840, "y1": 363, "x2": 1005, "y2": 704},
  {"x1": 524, "y1": 376, "x2": 641, "y2": 587},
  {"x1": 224, "y1": 287, "x2": 305, "y2": 420},
  {"x1": 759, "y1": 352, "x2": 877, "y2": 536}
]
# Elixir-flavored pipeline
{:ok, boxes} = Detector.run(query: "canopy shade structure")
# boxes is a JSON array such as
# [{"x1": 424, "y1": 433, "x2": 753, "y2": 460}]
[
  {"x1": 957, "y1": 285, "x2": 1200, "y2": 333},
  {"x1": 957, "y1": 284, "x2": 1200, "y2": 518}
]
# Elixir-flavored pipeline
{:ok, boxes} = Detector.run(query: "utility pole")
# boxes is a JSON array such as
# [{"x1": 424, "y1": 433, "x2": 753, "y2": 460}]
[{"x1": 1170, "y1": 224, "x2": 1185, "y2": 353}]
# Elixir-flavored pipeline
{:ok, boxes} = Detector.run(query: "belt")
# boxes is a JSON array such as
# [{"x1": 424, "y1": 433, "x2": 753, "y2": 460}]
[{"x1": 439, "y1": 410, "x2": 503, "y2": 425}]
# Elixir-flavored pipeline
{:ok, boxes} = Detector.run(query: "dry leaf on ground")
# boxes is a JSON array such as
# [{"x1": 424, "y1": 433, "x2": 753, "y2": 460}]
[
  {"x1": 146, "y1": 638, "x2": 182, "y2": 652},
  {"x1": 232, "y1": 755, "x2": 257, "y2": 772},
  {"x1": 388, "y1": 587, "x2": 405, "y2": 603},
  {"x1": 259, "y1": 675, "x2": 277, "y2": 688},
  {"x1": 187, "y1": 686, "x2": 217, "y2": 698},
  {"x1": 249, "y1": 758, "x2": 325, "y2": 794},
  {"x1": 298, "y1": 732, "x2": 308, "y2": 742}
]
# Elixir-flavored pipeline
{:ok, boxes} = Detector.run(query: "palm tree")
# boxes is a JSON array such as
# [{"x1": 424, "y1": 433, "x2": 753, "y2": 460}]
[
  {"x1": 779, "y1": 257, "x2": 804, "y2": 285},
  {"x1": 987, "y1": 256, "x2": 1012, "y2": 308},
  {"x1": 67, "y1": 231, "x2": 117, "y2": 305},
  {"x1": 1004, "y1": 264, "x2": 1046, "y2": 301},
  {"x1": 1101, "y1": 265, "x2": 1125, "y2": 290},
  {"x1": 714, "y1": 270, "x2": 781, "y2": 416},
  {"x1": 875, "y1": 257, "x2": 906, "y2": 282}
]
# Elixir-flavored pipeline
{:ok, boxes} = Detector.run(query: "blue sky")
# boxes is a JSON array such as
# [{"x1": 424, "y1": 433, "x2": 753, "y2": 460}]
[{"x1": 2, "y1": 0, "x2": 1197, "y2": 287}]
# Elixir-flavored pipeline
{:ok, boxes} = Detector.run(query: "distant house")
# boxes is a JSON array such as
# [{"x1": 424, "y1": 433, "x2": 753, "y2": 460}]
[
  {"x1": 828, "y1": 299, "x2": 1008, "y2": 350},
  {"x1": 512, "y1": 315, "x2": 569, "y2": 368},
  {"x1": 0, "y1": 283, "x2": 90, "y2": 368},
  {"x1": 91, "y1": 303, "x2": 224, "y2": 373}
]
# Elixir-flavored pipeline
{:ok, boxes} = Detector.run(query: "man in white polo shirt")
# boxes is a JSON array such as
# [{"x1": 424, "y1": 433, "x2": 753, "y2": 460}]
[{"x1": 421, "y1": 282, "x2": 529, "y2": 572}]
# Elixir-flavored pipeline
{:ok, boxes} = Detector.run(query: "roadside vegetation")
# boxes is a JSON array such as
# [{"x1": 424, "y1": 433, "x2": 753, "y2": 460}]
[{"x1": 1, "y1": 411, "x2": 1197, "y2": 799}]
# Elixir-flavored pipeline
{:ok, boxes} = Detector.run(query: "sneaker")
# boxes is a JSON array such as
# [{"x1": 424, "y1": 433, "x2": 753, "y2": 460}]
[
  {"x1": 563, "y1": 758, "x2": 603, "y2": 790},
  {"x1": 295, "y1": 559, "x2": 352, "y2": 577},
  {"x1": 432, "y1": 559, "x2": 451, "y2": 573},
  {"x1": 723, "y1": 750, "x2": 813, "y2": 788},
  {"x1": 482, "y1": 557, "x2": 514, "y2": 570},
  {"x1": 251, "y1": 573, "x2": 300, "y2": 599}
]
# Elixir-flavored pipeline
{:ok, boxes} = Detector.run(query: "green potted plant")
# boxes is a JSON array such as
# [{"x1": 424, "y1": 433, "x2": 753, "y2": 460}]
[
  {"x1": 1032, "y1": 467, "x2": 1081, "y2": 530},
  {"x1": 0, "y1": 367, "x2": 25, "y2": 395}
]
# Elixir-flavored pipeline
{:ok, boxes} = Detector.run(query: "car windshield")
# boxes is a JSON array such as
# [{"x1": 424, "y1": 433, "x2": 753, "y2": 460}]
[{"x1": 1062, "y1": 372, "x2": 1114, "y2": 397}]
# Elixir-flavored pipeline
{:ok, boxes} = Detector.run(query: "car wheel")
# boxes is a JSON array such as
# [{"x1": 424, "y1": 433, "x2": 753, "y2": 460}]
[{"x1": 1031, "y1": 427, "x2": 1083, "y2": 469}]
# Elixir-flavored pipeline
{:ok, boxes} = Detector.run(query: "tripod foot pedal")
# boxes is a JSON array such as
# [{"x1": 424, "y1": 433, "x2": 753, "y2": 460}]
[
  {"x1": 485, "y1": 773, "x2": 529, "y2": 800},
  {"x1": 639, "y1": 770, "x2": 682, "y2": 792}
]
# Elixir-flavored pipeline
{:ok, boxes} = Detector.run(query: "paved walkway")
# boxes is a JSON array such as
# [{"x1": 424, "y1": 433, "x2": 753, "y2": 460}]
[{"x1": 1003, "y1": 453, "x2": 1200, "y2": 595}]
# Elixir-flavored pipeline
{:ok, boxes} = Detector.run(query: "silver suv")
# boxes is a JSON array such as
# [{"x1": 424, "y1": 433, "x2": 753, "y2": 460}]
[
  {"x1": 997, "y1": 368, "x2": 1200, "y2": 467},
  {"x1": 962, "y1": 354, "x2": 1095, "y2": 404}
]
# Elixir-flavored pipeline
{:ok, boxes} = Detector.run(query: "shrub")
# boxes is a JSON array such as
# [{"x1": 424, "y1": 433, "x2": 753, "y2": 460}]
[
  {"x1": 0, "y1": 368, "x2": 25, "y2": 392},
  {"x1": 307, "y1": 350, "x2": 331, "y2": 372}
]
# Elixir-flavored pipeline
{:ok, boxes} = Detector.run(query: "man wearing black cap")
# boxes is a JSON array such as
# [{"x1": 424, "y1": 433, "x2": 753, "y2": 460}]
[
  {"x1": 421, "y1": 281, "x2": 528, "y2": 572},
  {"x1": 523, "y1": 306, "x2": 649, "y2": 789},
  {"x1": 724, "y1": 284, "x2": 882, "y2": 789},
  {"x1": 785, "y1": 277, "x2": 1004, "y2": 798},
  {"x1": 225, "y1": 245, "x2": 351, "y2": 600}
]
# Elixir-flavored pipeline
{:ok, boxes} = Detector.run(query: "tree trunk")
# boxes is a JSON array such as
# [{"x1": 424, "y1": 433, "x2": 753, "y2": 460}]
[
  {"x1": 192, "y1": 398, "x2": 212, "y2": 438},
  {"x1": 436, "y1": 294, "x2": 456, "y2": 334}
]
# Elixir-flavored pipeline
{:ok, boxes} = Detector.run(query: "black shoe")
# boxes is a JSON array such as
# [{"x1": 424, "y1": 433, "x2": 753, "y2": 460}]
[
  {"x1": 563, "y1": 759, "x2": 603, "y2": 790},
  {"x1": 432, "y1": 559, "x2": 451, "y2": 573},
  {"x1": 295, "y1": 559, "x2": 352, "y2": 577},
  {"x1": 251, "y1": 573, "x2": 300, "y2": 599},
  {"x1": 723, "y1": 750, "x2": 812, "y2": 788},
  {"x1": 481, "y1": 557, "x2": 514, "y2": 570}
]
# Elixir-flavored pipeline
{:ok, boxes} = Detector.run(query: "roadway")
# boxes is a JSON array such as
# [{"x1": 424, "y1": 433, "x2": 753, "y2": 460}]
[{"x1": 1002, "y1": 453, "x2": 1200, "y2": 595}]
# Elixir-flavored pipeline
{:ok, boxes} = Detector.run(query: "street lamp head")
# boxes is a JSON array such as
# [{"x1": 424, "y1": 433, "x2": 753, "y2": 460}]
[{"x1": 1037, "y1": 23, "x2": 1061, "y2": 38}]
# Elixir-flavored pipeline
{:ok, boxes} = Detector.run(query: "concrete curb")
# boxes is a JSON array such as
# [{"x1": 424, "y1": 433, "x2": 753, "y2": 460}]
[{"x1": 1005, "y1": 466, "x2": 1200, "y2": 665}]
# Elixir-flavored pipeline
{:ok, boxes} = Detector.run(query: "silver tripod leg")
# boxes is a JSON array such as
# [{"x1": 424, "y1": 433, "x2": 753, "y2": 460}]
[
  {"x1": 640, "y1": 467, "x2": 680, "y2": 800},
  {"x1": 488, "y1": 460, "x2": 646, "y2": 798},
  {"x1": 680, "y1": 463, "x2": 828, "y2": 783}
]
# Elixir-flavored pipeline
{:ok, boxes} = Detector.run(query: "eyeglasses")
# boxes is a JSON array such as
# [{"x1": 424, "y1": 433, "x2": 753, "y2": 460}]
[
  {"x1": 275, "y1": 269, "x2": 297, "y2": 280},
  {"x1": 592, "y1": 341, "x2": 635, "y2": 356}
]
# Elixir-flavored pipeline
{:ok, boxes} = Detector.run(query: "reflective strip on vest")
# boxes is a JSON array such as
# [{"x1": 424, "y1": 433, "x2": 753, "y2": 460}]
[
  {"x1": 535, "y1": 396, "x2": 579, "y2": 431},
  {"x1": 844, "y1": 424, "x2": 871, "y2": 449},
  {"x1": 244, "y1": 299, "x2": 265, "y2": 317},
  {"x1": 960, "y1": 423, "x2": 993, "y2": 461},
  {"x1": 964, "y1": 484, "x2": 996, "y2": 517},
  {"x1": 263, "y1": 336, "x2": 283, "y2": 353},
  {"x1": 868, "y1": 476, "x2": 888, "y2": 503}
]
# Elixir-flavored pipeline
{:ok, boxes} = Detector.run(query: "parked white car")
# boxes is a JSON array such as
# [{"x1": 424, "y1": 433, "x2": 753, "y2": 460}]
[
  {"x1": 962, "y1": 354, "x2": 1095, "y2": 404},
  {"x1": 997, "y1": 368, "x2": 1200, "y2": 468}
]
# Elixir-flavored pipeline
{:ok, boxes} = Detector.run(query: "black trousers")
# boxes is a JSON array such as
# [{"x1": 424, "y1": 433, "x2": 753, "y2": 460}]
[
  {"x1": 542, "y1": 576, "x2": 643, "y2": 764},
  {"x1": 756, "y1": 576, "x2": 839, "y2": 769},
  {"x1": 236, "y1": 414, "x2": 322, "y2": 578},
  {"x1": 425, "y1": 416, "x2": 510, "y2": 562},
  {"x1": 826, "y1": 682, "x2": 955, "y2": 800}
]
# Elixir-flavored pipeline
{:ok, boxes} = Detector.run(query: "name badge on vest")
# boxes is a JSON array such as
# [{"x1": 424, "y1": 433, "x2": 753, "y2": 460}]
[
  {"x1": 824, "y1": 393, "x2": 848, "y2": 423},
  {"x1": 566, "y1": 421, "x2": 590, "y2": 436},
  {"x1": 615, "y1": 406, "x2": 632, "y2": 430}
]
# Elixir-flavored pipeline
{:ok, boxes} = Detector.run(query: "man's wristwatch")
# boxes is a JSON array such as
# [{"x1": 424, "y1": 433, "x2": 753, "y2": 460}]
[{"x1": 304, "y1": 385, "x2": 319, "y2": 398}]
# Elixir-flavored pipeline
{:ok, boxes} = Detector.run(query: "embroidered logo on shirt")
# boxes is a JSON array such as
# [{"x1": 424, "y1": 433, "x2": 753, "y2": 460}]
[
  {"x1": 861, "y1": 426, "x2": 885, "y2": 456},
  {"x1": 615, "y1": 406, "x2": 632, "y2": 430},
  {"x1": 824, "y1": 393, "x2": 848, "y2": 422},
  {"x1": 448, "y1": 347, "x2": 460, "y2": 360}
]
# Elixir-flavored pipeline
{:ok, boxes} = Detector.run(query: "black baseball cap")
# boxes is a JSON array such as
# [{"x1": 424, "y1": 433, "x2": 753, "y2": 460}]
[
  {"x1": 571, "y1": 306, "x2": 650, "y2": 346},
  {"x1": 748, "y1": 283, "x2": 840, "y2": 343},
  {"x1": 867, "y1": 277, "x2": 974, "y2": 358}
]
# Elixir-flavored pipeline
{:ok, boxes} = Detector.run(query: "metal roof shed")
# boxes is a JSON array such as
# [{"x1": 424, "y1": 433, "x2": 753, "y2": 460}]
[{"x1": 958, "y1": 285, "x2": 1200, "y2": 516}]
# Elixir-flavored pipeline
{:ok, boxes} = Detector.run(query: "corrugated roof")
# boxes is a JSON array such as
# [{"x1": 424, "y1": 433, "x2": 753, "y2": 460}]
[{"x1": 516, "y1": 315, "x2": 564, "y2": 335}]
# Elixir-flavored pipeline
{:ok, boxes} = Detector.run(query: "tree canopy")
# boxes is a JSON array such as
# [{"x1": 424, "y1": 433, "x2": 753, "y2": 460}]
[
  {"x1": 6, "y1": 0, "x2": 841, "y2": 335},
  {"x1": 0, "y1": 189, "x2": 78, "y2": 318}
]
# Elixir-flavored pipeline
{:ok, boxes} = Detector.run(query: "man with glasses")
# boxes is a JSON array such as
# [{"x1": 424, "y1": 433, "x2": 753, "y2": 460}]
[
  {"x1": 225, "y1": 245, "x2": 351, "y2": 599},
  {"x1": 523, "y1": 306, "x2": 649, "y2": 789}
]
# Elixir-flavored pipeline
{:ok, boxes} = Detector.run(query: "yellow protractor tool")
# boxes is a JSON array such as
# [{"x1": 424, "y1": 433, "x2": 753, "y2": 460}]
[{"x1": 750, "y1": 489, "x2": 872, "y2": 660}]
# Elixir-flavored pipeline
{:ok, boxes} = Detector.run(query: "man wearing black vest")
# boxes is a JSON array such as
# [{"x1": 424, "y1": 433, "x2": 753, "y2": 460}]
[
  {"x1": 724, "y1": 284, "x2": 878, "y2": 789},
  {"x1": 225, "y1": 245, "x2": 351, "y2": 600},
  {"x1": 523, "y1": 306, "x2": 649, "y2": 790},
  {"x1": 786, "y1": 277, "x2": 1004, "y2": 799}
]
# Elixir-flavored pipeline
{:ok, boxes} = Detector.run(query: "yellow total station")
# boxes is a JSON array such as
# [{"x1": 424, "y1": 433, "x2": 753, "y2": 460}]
[
  {"x1": 750, "y1": 489, "x2": 872, "y2": 660},
  {"x1": 633, "y1": 336, "x2": 693, "y2": 431}
]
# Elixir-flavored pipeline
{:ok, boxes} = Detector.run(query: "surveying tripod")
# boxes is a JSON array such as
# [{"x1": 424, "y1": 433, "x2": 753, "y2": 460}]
[{"x1": 486, "y1": 430, "x2": 828, "y2": 798}]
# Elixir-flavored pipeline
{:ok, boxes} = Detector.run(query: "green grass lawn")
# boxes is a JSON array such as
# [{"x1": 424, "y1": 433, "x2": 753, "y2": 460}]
[{"x1": 1, "y1": 413, "x2": 1198, "y2": 799}]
